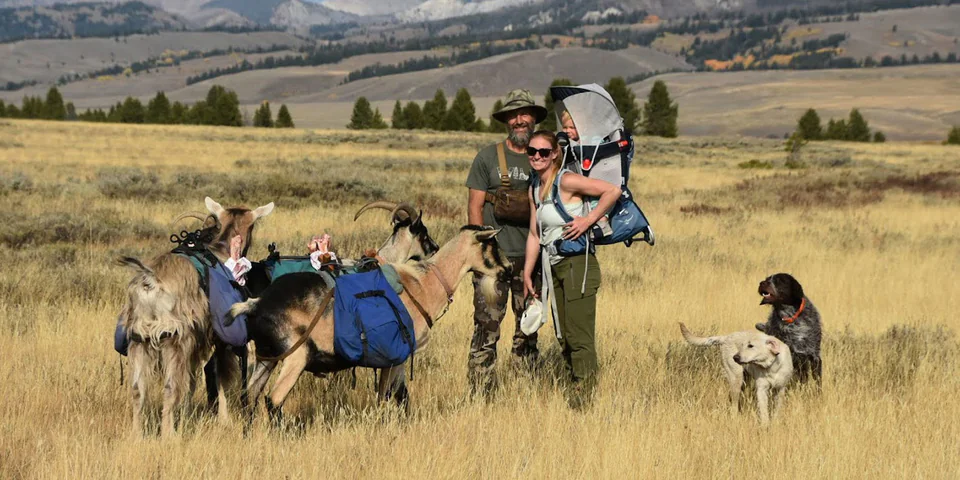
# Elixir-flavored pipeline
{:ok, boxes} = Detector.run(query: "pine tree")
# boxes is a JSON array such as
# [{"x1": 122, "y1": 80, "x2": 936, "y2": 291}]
[
  {"x1": 146, "y1": 91, "x2": 172, "y2": 124},
  {"x1": 44, "y1": 87, "x2": 66, "y2": 120},
  {"x1": 846, "y1": 108, "x2": 870, "y2": 142},
  {"x1": 348, "y1": 97, "x2": 375, "y2": 129},
  {"x1": 825, "y1": 118, "x2": 848, "y2": 140},
  {"x1": 391, "y1": 100, "x2": 406, "y2": 129},
  {"x1": 184, "y1": 101, "x2": 206, "y2": 125},
  {"x1": 203, "y1": 85, "x2": 242, "y2": 126},
  {"x1": 873, "y1": 131, "x2": 886, "y2": 143},
  {"x1": 945, "y1": 126, "x2": 960, "y2": 145},
  {"x1": 170, "y1": 102, "x2": 187, "y2": 124},
  {"x1": 253, "y1": 101, "x2": 273, "y2": 127},
  {"x1": 606, "y1": 77, "x2": 643, "y2": 134},
  {"x1": 65, "y1": 102, "x2": 77, "y2": 121},
  {"x1": 445, "y1": 88, "x2": 478, "y2": 131},
  {"x1": 422, "y1": 89, "x2": 447, "y2": 130},
  {"x1": 796, "y1": 108, "x2": 822, "y2": 140},
  {"x1": 275, "y1": 104, "x2": 294, "y2": 128},
  {"x1": 0, "y1": 100, "x2": 5, "y2": 117},
  {"x1": 641, "y1": 80, "x2": 678, "y2": 137},
  {"x1": 371, "y1": 108, "x2": 388, "y2": 129},
  {"x1": 402, "y1": 101, "x2": 424, "y2": 129},
  {"x1": 5, "y1": 104, "x2": 20, "y2": 118},
  {"x1": 541, "y1": 78, "x2": 573, "y2": 132},
  {"x1": 119, "y1": 97, "x2": 145, "y2": 124},
  {"x1": 488, "y1": 99, "x2": 505, "y2": 133}
]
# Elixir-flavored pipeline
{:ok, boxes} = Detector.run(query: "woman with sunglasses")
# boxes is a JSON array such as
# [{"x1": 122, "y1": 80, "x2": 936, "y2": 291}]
[{"x1": 521, "y1": 130, "x2": 620, "y2": 407}]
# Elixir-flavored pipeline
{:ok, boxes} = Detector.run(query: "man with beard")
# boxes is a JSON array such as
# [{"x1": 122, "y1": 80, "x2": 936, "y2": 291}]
[{"x1": 465, "y1": 89, "x2": 548, "y2": 394}]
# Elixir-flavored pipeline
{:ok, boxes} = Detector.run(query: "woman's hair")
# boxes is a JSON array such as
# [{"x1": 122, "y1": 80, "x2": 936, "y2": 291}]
[{"x1": 530, "y1": 130, "x2": 564, "y2": 200}]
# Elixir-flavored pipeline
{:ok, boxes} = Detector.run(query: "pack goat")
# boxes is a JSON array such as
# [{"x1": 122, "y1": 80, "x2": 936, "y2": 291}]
[
  {"x1": 118, "y1": 197, "x2": 274, "y2": 437},
  {"x1": 352, "y1": 200, "x2": 439, "y2": 263},
  {"x1": 231, "y1": 226, "x2": 509, "y2": 427}
]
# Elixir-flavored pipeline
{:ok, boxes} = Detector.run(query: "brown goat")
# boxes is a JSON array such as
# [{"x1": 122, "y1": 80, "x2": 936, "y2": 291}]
[{"x1": 119, "y1": 197, "x2": 274, "y2": 437}]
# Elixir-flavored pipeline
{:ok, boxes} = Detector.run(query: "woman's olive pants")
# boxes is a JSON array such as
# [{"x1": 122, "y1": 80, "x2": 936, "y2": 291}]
[{"x1": 551, "y1": 253, "x2": 602, "y2": 383}]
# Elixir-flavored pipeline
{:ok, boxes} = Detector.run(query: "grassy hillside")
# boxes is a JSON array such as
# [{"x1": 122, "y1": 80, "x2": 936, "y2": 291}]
[
  {"x1": 0, "y1": 30, "x2": 307, "y2": 87},
  {"x1": 630, "y1": 64, "x2": 960, "y2": 141},
  {"x1": 0, "y1": 120, "x2": 958, "y2": 478}
]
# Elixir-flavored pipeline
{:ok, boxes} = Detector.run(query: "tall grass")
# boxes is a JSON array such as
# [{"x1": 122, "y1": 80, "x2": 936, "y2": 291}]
[{"x1": 0, "y1": 120, "x2": 958, "y2": 478}]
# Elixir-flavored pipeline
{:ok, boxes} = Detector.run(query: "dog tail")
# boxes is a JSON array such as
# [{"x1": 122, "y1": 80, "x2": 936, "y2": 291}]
[
  {"x1": 679, "y1": 322, "x2": 723, "y2": 347},
  {"x1": 226, "y1": 298, "x2": 259, "y2": 326}
]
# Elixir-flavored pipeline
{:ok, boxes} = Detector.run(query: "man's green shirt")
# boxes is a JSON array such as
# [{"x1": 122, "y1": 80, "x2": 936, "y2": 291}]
[{"x1": 465, "y1": 141, "x2": 531, "y2": 257}]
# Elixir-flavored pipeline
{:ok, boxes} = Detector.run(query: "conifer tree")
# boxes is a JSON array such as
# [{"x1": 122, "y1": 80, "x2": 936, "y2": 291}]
[
  {"x1": 65, "y1": 102, "x2": 77, "y2": 121},
  {"x1": 119, "y1": 97, "x2": 145, "y2": 124},
  {"x1": 402, "y1": 101, "x2": 424, "y2": 129},
  {"x1": 541, "y1": 78, "x2": 573, "y2": 132},
  {"x1": 796, "y1": 108, "x2": 822, "y2": 140},
  {"x1": 422, "y1": 89, "x2": 447, "y2": 130},
  {"x1": 606, "y1": 76, "x2": 643, "y2": 134},
  {"x1": 488, "y1": 99, "x2": 505, "y2": 133},
  {"x1": 146, "y1": 91, "x2": 172, "y2": 124},
  {"x1": 0, "y1": 99, "x2": 6, "y2": 117},
  {"x1": 44, "y1": 87, "x2": 66, "y2": 120},
  {"x1": 873, "y1": 131, "x2": 886, "y2": 143},
  {"x1": 371, "y1": 108, "x2": 388, "y2": 129},
  {"x1": 641, "y1": 80, "x2": 678, "y2": 137},
  {"x1": 445, "y1": 88, "x2": 478, "y2": 131},
  {"x1": 348, "y1": 97, "x2": 375, "y2": 129},
  {"x1": 275, "y1": 104, "x2": 294, "y2": 128},
  {"x1": 825, "y1": 118, "x2": 848, "y2": 140},
  {"x1": 391, "y1": 100, "x2": 406, "y2": 129},
  {"x1": 253, "y1": 101, "x2": 273, "y2": 127},
  {"x1": 170, "y1": 102, "x2": 187, "y2": 124},
  {"x1": 945, "y1": 126, "x2": 960, "y2": 145},
  {"x1": 846, "y1": 108, "x2": 870, "y2": 142}
]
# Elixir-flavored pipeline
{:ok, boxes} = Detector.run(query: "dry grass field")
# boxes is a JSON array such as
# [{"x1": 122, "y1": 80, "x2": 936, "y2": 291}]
[{"x1": 1, "y1": 119, "x2": 958, "y2": 478}]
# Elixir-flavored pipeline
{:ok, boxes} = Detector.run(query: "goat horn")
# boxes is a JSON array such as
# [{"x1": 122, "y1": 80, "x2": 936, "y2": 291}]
[
  {"x1": 171, "y1": 211, "x2": 209, "y2": 226},
  {"x1": 390, "y1": 202, "x2": 419, "y2": 223},
  {"x1": 354, "y1": 201, "x2": 398, "y2": 221}
]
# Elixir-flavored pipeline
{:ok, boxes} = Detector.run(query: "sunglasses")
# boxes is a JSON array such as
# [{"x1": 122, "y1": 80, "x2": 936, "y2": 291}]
[{"x1": 526, "y1": 147, "x2": 553, "y2": 158}]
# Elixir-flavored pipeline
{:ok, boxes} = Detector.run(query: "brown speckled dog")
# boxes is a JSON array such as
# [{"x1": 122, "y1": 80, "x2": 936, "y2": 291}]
[{"x1": 755, "y1": 273, "x2": 823, "y2": 386}]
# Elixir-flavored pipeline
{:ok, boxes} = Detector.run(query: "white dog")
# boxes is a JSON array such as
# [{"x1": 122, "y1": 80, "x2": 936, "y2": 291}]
[{"x1": 679, "y1": 322, "x2": 794, "y2": 425}]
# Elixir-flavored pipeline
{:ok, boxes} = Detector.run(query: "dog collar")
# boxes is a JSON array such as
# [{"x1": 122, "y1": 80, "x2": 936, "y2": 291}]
[{"x1": 781, "y1": 297, "x2": 806, "y2": 324}]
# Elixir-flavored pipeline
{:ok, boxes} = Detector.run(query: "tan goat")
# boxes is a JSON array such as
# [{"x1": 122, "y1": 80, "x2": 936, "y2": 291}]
[
  {"x1": 119, "y1": 197, "x2": 274, "y2": 437},
  {"x1": 231, "y1": 226, "x2": 509, "y2": 427}
]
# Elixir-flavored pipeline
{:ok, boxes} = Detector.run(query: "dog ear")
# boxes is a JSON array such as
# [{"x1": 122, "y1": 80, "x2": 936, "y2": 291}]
[{"x1": 767, "y1": 338, "x2": 781, "y2": 356}]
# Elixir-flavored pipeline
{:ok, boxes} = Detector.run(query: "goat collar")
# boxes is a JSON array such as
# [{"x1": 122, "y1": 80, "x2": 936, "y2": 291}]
[
  {"x1": 404, "y1": 264, "x2": 454, "y2": 330},
  {"x1": 429, "y1": 264, "x2": 455, "y2": 304},
  {"x1": 781, "y1": 297, "x2": 806, "y2": 324}
]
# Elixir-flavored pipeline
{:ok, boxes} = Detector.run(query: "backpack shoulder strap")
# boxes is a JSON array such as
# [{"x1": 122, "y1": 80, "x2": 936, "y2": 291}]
[
  {"x1": 496, "y1": 142, "x2": 510, "y2": 188},
  {"x1": 551, "y1": 170, "x2": 575, "y2": 223},
  {"x1": 531, "y1": 175, "x2": 541, "y2": 208}
]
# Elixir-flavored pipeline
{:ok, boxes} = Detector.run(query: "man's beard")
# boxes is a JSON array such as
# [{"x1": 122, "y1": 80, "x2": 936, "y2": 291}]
[{"x1": 507, "y1": 124, "x2": 533, "y2": 147}]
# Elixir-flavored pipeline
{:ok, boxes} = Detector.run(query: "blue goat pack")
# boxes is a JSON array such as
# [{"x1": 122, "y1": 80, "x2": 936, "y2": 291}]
[
  {"x1": 333, "y1": 268, "x2": 416, "y2": 369},
  {"x1": 207, "y1": 261, "x2": 248, "y2": 348}
]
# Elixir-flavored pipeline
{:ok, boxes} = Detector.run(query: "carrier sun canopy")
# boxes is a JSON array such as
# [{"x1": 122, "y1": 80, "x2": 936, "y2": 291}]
[{"x1": 551, "y1": 83, "x2": 624, "y2": 144}]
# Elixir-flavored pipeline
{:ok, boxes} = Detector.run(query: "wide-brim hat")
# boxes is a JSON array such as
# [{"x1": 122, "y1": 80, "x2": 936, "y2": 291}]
[{"x1": 492, "y1": 89, "x2": 548, "y2": 124}]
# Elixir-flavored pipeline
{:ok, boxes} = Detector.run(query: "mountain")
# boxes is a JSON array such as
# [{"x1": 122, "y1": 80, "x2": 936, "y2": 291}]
[
  {"x1": 317, "y1": 0, "x2": 422, "y2": 17},
  {"x1": 0, "y1": 1, "x2": 187, "y2": 43},
  {"x1": 395, "y1": 0, "x2": 544, "y2": 22},
  {"x1": 270, "y1": 0, "x2": 358, "y2": 32}
]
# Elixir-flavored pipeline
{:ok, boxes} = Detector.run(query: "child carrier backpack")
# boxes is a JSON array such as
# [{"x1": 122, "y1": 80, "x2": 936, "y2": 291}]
[{"x1": 551, "y1": 84, "x2": 655, "y2": 248}]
